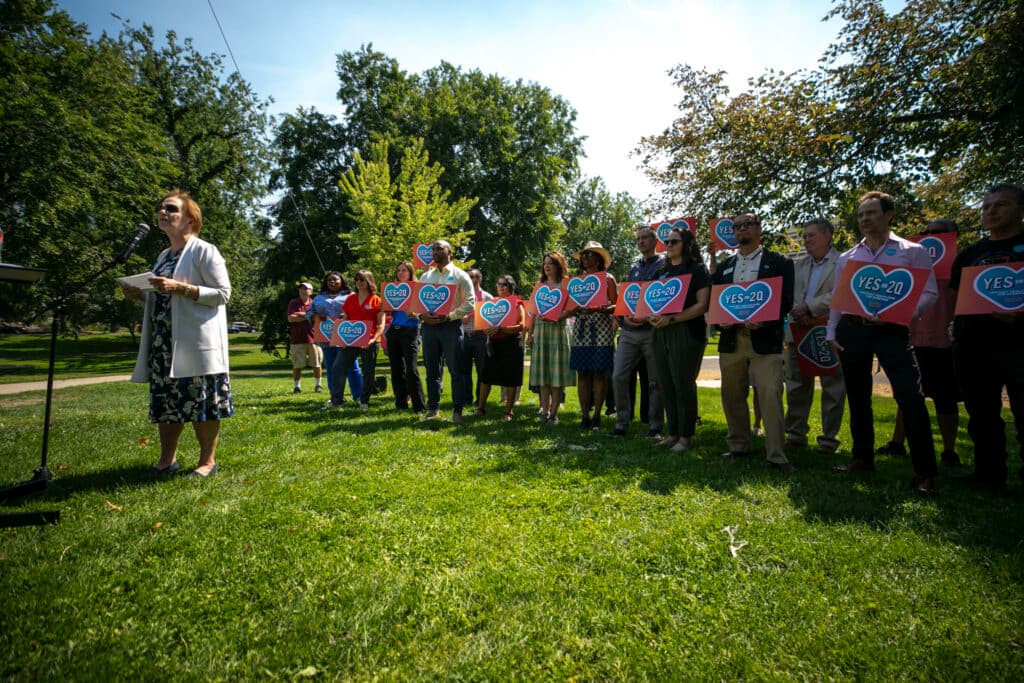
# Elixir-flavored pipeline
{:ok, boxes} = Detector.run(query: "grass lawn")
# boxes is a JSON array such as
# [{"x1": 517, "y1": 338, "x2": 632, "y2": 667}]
[{"x1": 1, "y1": 334, "x2": 1022, "y2": 680}]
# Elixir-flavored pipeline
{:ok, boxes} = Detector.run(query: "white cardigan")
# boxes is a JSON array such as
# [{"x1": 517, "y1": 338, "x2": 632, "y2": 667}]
[{"x1": 131, "y1": 236, "x2": 232, "y2": 382}]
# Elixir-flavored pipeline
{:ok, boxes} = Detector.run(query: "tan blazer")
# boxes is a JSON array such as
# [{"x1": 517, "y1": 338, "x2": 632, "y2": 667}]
[{"x1": 785, "y1": 247, "x2": 839, "y2": 343}]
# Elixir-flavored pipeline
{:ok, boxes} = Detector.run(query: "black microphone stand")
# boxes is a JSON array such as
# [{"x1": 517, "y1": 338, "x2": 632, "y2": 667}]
[{"x1": 1, "y1": 254, "x2": 133, "y2": 527}]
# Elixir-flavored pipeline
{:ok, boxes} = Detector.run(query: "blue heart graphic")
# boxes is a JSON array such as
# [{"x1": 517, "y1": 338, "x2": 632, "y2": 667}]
[
  {"x1": 918, "y1": 236, "x2": 945, "y2": 266},
  {"x1": 383, "y1": 282, "x2": 411, "y2": 309},
  {"x1": 850, "y1": 265, "x2": 914, "y2": 315},
  {"x1": 318, "y1": 319, "x2": 335, "y2": 339},
  {"x1": 620, "y1": 282, "x2": 641, "y2": 314},
  {"x1": 567, "y1": 274, "x2": 602, "y2": 308},
  {"x1": 418, "y1": 284, "x2": 452, "y2": 313},
  {"x1": 797, "y1": 325, "x2": 839, "y2": 369},
  {"x1": 336, "y1": 320, "x2": 367, "y2": 345},
  {"x1": 715, "y1": 219, "x2": 737, "y2": 248},
  {"x1": 972, "y1": 265, "x2": 1024, "y2": 311},
  {"x1": 479, "y1": 299, "x2": 511, "y2": 326},
  {"x1": 534, "y1": 285, "x2": 563, "y2": 316},
  {"x1": 718, "y1": 281, "x2": 772, "y2": 321},
  {"x1": 643, "y1": 279, "x2": 684, "y2": 315},
  {"x1": 415, "y1": 244, "x2": 434, "y2": 266},
  {"x1": 656, "y1": 222, "x2": 673, "y2": 243}
]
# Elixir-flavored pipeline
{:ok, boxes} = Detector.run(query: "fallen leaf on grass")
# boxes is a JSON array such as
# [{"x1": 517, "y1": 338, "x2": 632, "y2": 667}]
[
  {"x1": 243, "y1": 544, "x2": 253, "y2": 552},
  {"x1": 567, "y1": 444, "x2": 597, "y2": 451},
  {"x1": 105, "y1": 501, "x2": 123, "y2": 512},
  {"x1": 150, "y1": 522, "x2": 162, "y2": 531},
  {"x1": 297, "y1": 666, "x2": 318, "y2": 678},
  {"x1": 137, "y1": 437, "x2": 150, "y2": 446},
  {"x1": 722, "y1": 525, "x2": 748, "y2": 558},
  {"x1": 57, "y1": 465, "x2": 68, "y2": 472}
]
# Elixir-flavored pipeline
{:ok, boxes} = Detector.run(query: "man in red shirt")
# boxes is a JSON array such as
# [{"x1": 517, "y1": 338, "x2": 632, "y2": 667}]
[{"x1": 286, "y1": 282, "x2": 322, "y2": 393}]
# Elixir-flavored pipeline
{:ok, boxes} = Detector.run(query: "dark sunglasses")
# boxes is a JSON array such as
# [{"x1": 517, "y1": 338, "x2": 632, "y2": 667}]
[
  {"x1": 157, "y1": 204, "x2": 181, "y2": 214},
  {"x1": 733, "y1": 220, "x2": 760, "y2": 230},
  {"x1": 664, "y1": 238, "x2": 683, "y2": 245},
  {"x1": 496, "y1": 280, "x2": 509, "y2": 286}
]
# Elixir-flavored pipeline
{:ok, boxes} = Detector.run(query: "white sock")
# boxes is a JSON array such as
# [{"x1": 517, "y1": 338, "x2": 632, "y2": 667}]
[
  {"x1": 315, "y1": 377, "x2": 323, "y2": 387},
  {"x1": 294, "y1": 379, "x2": 301, "y2": 389}
]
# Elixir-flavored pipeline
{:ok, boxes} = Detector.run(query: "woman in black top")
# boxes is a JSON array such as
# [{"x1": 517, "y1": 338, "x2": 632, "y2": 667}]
[{"x1": 649, "y1": 227, "x2": 711, "y2": 452}]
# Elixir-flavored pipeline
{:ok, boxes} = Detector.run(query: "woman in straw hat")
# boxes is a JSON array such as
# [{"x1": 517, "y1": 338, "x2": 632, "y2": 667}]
[{"x1": 570, "y1": 241, "x2": 618, "y2": 431}]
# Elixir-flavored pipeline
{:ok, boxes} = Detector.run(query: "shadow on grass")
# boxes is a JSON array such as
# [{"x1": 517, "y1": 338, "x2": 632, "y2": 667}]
[{"x1": 1, "y1": 464, "x2": 176, "y2": 506}]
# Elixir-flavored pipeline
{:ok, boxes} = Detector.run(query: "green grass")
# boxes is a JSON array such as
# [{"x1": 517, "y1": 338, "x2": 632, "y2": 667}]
[{"x1": 1, "y1": 335, "x2": 1022, "y2": 680}]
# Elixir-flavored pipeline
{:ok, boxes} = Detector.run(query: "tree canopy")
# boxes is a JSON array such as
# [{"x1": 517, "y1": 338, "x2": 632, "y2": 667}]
[
  {"x1": 0, "y1": 0, "x2": 272, "y2": 328},
  {"x1": 638, "y1": 0, "x2": 1024, "y2": 236}
]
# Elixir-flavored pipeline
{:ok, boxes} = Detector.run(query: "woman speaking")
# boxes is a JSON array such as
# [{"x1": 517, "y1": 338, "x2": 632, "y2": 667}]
[{"x1": 122, "y1": 190, "x2": 233, "y2": 478}]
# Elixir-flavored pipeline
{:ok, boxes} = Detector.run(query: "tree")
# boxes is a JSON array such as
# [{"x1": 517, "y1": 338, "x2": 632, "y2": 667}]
[
  {"x1": 334, "y1": 46, "x2": 584, "y2": 286},
  {"x1": 557, "y1": 177, "x2": 643, "y2": 281},
  {"x1": 0, "y1": 0, "x2": 172, "y2": 326},
  {"x1": 638, "y1": 0, "x2": 1023, "y2": 234},
  {"x1": 338, "y1": 137, "x2": 476, "y2": 279}
]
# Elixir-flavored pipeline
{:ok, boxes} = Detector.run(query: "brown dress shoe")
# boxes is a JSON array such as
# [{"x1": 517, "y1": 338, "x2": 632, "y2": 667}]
[{"x1": 833, "y1": 458, "x2": 875, "y2": 473}]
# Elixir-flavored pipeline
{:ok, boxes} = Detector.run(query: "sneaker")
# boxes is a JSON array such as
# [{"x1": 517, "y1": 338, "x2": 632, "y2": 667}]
[
  {"x1": 646, "y1": 428, "x2": 662, "y2": 439},
  {"x1": 314, "y1": 385, "x2": 323, "y2": 393},
  {"x1": 424, "y1": 410, "x2": 441, "y2": 420},
  {"x1": 293, "y1": 386, "x2": 302, "y2": 394},
  {"x1": 875, "y1": 441, "x2": 906, "y2": 456}
]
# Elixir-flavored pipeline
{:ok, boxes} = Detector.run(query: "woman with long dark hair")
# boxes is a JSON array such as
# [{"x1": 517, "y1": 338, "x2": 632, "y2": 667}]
[
  {"x1": 649, "y1": 227, "x2": 711, "y2": 451},
  {"x1": 309, "y1": 272, "x2": 362, "y2": 407},
  {"x1": 475, "y1": 274, "x2": 526, "y2": 420},
  {"x1": 385, "y1": 261, "x2": 425, "y2": 413}
]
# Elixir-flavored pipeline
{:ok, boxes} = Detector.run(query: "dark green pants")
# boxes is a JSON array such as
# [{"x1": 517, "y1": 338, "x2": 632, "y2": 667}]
[{"x1": 652, "y1": 324, "x2": 706, "y2": 438}]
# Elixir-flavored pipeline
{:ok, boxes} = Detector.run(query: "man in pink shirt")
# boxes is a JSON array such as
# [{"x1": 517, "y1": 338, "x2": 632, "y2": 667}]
[
  {"x1": 827, "y1": 191, "x2": 939, "y2": 494},
  {"x1": 875, "y1": 220, "x2": 961, "y2": 467}
]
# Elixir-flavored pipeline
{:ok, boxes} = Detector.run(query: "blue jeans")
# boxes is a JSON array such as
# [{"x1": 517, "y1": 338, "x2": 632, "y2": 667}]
[
  {"x1": 421, "y1": 320, "x2": 467, "y2": 412},
  {"x1": 321, "y1": 344, "x2": 362, "y2": 404},
  {"x1": 337, "y1": 344, "x2": 378, "y2": 405}
]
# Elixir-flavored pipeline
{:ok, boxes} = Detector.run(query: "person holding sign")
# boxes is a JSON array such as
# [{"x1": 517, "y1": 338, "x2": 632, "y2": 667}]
[
  {"x1": 783, "y1": 219, "x2": 845, "y2": 454},
  {"x1": 569, "y1": 241, "x2": 618, "y2": 431},
  {"x1": 123, "y1": 190, "x2": 232, "y2": 478},
  {"x1": 308, "y1": 272, "x2": 362, "y2": 408},
  {"x1": 711, "y1": 212, "x2": 795, "y2": 473},
  {"x1": 336, "y1": 270, "x2": 384, "y2": 409},
  {"x1": 384, "y1": 261, "x2": 425, "y2": 413},
  {"x1": 649, "y1": 227, "x2": 711, "y2": 452},
  {"x1": 612, "y1": 226, "x2": 666, "y2": 438},
  {"x1": 949, "y1": 183, "x2": 1024, "y2": 490},
  {"x1": 464, "y1": 269, "x2": 494, "y2": 411},
  {"x1": 877, "y1": 219, "x2": 962, "y2": 467},
  {"x1": 417, "y1": 240, "x2": 475, "y2": 423},
  {"x1": 827, "y1": 191, "x2": 938, "y2": 494},
  {"x1": 475, "y1": 275, "x2": 526, "y2": 420},
  {"x1": 527, "y1": 252, "x2": 574, "y2": 425}
]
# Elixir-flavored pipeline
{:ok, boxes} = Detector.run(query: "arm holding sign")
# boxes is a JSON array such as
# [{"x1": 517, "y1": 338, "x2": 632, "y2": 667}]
[{"x1": 910, "y1": 245, "x2": 938, "y2": 319}]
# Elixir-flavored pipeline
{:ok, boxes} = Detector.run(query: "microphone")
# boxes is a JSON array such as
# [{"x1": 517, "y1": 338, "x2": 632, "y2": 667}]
[{"x1": 116, "y1": 223, "x2": 150, "y2": 264}]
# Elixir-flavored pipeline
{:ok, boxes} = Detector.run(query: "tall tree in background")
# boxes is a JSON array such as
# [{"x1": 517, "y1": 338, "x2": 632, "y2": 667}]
[
  {"x1": 0, "y1": 1, "x2": 273, "y2": 329},
  {"x1": 638, "y1": 0, "x2": 1023, "y2": 235},
  {"x1": 334, "y1": 46, "x2": 584, "y2": 285},
  {"x1": 338, "y1": 137, "x2": 476, "y2": 279},
  {"x1": 558, "y1": 177, "x2": 643, "y2": 281},
  {"x1": 0, "y1": 0, "x2": 171, "y2": 326}
]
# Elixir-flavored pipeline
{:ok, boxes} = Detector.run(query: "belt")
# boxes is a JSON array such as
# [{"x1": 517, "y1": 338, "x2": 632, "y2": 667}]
[{"x1": 840, "y1": 314, "x2": 883, "y2": 326}]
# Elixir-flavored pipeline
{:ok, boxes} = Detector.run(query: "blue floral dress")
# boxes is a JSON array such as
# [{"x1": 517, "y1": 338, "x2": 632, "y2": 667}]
[{"x1": 148, "y1": 249, "x2": 234, "y2": 423}]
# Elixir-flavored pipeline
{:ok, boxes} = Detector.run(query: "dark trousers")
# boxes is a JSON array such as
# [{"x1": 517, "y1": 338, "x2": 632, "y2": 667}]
[
  {"x1": 422, "y1": 320, "x2": 467, "y2": 412},
  {"x1": 652, "y1": 325, "x2": 706, "y2": 438},
  {"x1": 386, "y1": 325, "x2": 424, "y2": 412},
  {"x1": 336, "y1": 343, "x2": 378, "y2": 405},
  {"x1": 954, "y1": 344, "x2": 1024, "y2": 483},
  {"x1": 837, "y1": 318, "x2": 936, "y2": 477},
  {"x1": 461, "y1": 332, "x2": 488, "y2": 405}
]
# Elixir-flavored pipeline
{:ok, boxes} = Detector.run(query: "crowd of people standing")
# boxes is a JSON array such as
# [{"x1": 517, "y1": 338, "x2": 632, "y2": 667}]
[{"x1": 116, "y1": 184, "x2": 1021, "y2": 491}]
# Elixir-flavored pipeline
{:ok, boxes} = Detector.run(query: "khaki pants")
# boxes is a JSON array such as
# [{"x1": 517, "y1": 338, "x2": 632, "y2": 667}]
[
  {"x1": 783, "y1": 343, "x2": 845, "y2": 449},
  {"x1": 720, "y1": 331, "x2": 788, "y2": 464}
]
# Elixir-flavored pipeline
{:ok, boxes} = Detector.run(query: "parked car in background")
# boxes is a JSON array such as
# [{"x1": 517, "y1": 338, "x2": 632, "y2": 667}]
[{"x1": 228, "y1": 321, "x2": 255, "y2": 333}]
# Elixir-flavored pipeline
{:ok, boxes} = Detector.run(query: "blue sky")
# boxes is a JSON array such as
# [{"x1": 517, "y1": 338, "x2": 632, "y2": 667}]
[{"x1": 58, "y1": 0, "x2": 852, "y2": 202}]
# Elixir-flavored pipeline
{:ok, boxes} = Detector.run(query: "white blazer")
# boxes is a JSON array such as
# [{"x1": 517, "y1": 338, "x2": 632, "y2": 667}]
[{"x1": 131, "y1": 236, "x2": 232, "y2": 382}]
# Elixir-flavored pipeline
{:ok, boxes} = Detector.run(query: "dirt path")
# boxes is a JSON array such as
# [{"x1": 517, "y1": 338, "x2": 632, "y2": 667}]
[{"x1": 0, "y1": 375, "x2": 132, "y2": 396}]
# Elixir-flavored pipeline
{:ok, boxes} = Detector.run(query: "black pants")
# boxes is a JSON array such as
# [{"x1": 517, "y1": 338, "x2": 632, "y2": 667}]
[
  {"x1": 954, "y1": 343, "x2": 1024, "y2": 483},
  {"x1": 385, "y1": 325, "x2": 424, "y2": 412},
  {"x1": 837, "y1": 317, "x2": 936, "y2": 477}
]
